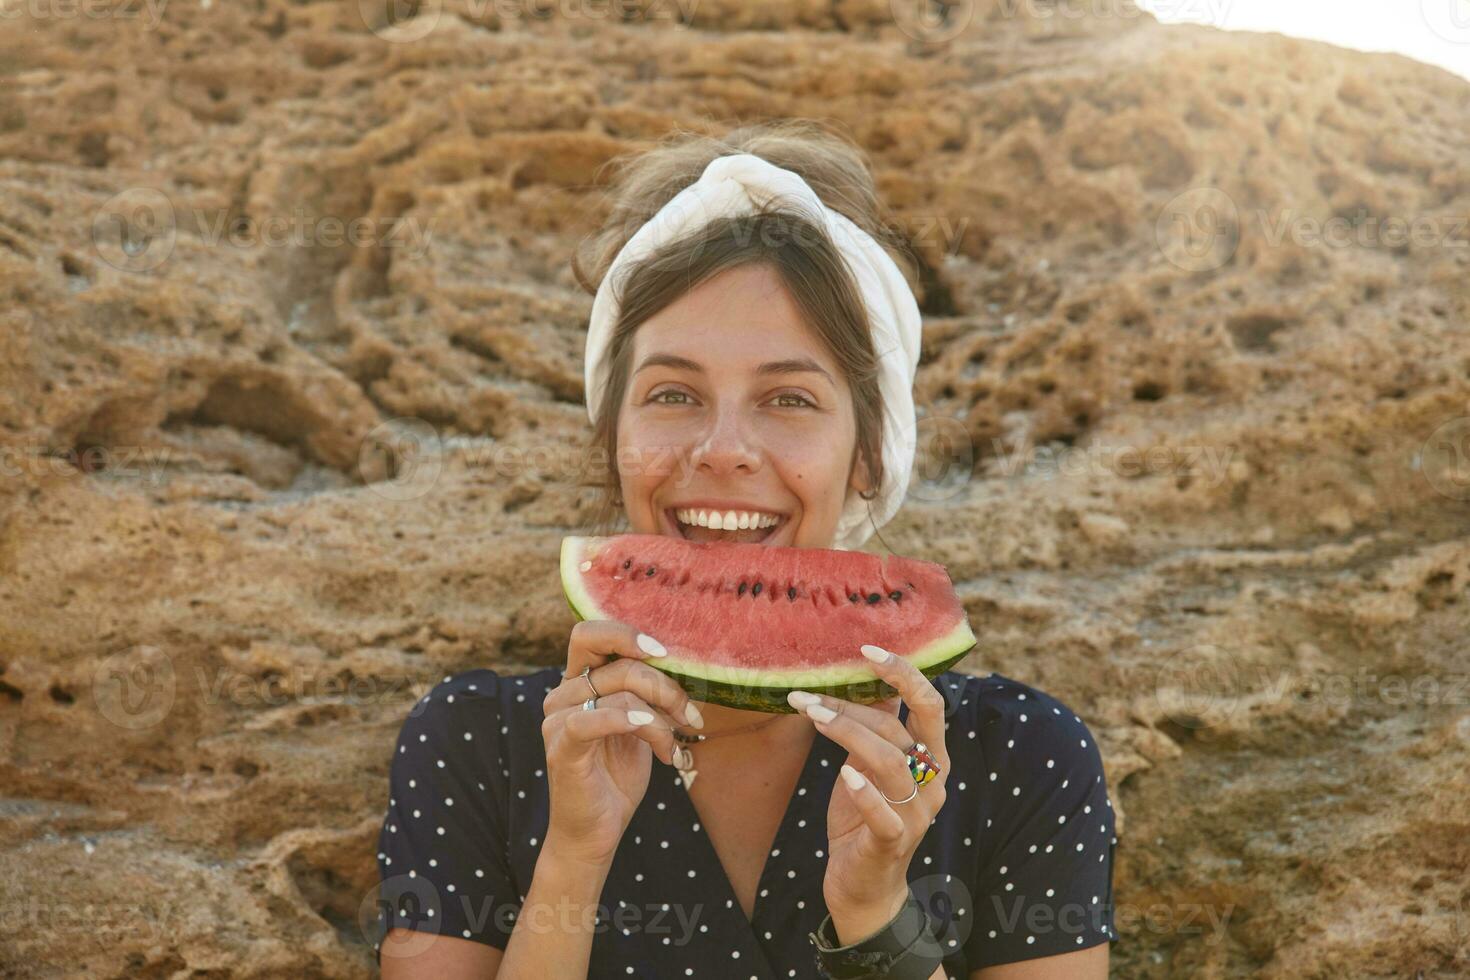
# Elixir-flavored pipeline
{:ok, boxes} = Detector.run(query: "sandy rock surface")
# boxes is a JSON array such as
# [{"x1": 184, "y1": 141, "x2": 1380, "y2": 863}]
[{"x1": 2, "y1": 1, "x2": 1469, "y2": 976}]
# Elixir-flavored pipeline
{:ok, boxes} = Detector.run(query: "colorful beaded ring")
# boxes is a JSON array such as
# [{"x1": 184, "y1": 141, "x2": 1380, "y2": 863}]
[{"x1": 905, "y1": 741, "x2": 940, "y2": 786}]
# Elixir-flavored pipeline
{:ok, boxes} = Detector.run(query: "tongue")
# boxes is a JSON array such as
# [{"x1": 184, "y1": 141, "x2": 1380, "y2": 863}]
[{"x1": 682, "y1": 523, "x2": 770, "y2": 545}]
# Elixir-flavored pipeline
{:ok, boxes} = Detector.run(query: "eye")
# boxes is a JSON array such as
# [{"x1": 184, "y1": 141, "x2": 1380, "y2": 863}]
[
  {"x1": 772, "y1": 392, "x2": 815, "y2": 408},
  {"x1": 647, "y1": 387, "x2": 693, "y2": 406}
]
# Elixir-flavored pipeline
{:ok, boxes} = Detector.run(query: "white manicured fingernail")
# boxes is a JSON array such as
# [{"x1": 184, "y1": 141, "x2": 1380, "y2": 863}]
[
  {"x1": 860, "y1": 644, "x2": 891, "y2": 664},
  {"x1": 805, "y1": 703, "x2": 837, "y2": 724},
  {"x1": 637, "y1": 633, "x2": 667, "y2": 657},
  {"x1": 787, "y1": 691, "x2": 821, "y2": 709},
  {"x1": 627, "y1": 709, "x2": 655, "y2": 726},
  {"x1": 840, "y1": 764, "x2": 866, "y2": 790},
  {"x1": 684, "y1": 702, "x2": 704, "y2": 728}
]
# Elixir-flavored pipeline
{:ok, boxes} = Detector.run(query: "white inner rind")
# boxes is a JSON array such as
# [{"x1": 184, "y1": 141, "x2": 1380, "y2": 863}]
[
  {"x1": 648, "y1": 615, "x2": 977, "y2": 687},
  {"x1": 560, "y1": 536, "x2": 610, "y2": 620},
  {"x1": 561, "y1": 536, "x2": 977, "y2": 687}
]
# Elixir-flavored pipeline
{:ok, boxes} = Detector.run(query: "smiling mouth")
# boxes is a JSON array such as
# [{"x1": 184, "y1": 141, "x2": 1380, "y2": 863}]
[{"x1": 667, "y1": 511, "x2": 787, "y2": 549}]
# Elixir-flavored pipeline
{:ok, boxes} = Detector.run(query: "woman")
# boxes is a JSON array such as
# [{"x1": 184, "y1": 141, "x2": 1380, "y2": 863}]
[{"x1": 374, "y1": 121, "x2": 1117, "y2": 979}]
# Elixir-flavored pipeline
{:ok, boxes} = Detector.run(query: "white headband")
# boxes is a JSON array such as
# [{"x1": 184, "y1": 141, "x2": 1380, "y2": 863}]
[{"x1": 583, "y1": 152, "x2": 922, "y2": 551}]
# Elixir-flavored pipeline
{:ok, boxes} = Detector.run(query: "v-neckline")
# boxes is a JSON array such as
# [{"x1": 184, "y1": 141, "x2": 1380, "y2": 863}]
[
  {"x1": 662, "y1": 721, "x2": 835, "y2": 969},
  {"x1": 633, "y1": 700, "x2": 916, "y2": 977},
  {"x1": 672, "y1": 699, "x2": 916, "y2": 922}
]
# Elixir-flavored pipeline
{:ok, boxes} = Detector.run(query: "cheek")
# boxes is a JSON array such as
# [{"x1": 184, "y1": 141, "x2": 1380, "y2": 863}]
[{"x1": 617, "y1": 426, "x2": 685, "y2": 483}]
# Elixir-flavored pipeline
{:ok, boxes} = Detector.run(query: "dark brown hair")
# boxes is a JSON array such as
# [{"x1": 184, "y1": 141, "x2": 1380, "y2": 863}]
[{"x1": 572, "y1": 120, "x2": 919, "y2": 535}]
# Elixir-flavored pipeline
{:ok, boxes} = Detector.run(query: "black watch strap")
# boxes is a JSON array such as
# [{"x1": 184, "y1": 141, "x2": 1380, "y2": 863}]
[{"x1": 807, "y1": 894, "x2": 943, "y2": 979}]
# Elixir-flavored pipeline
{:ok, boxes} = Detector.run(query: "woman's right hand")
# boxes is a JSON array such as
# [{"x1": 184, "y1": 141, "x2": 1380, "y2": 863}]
[{"x1": 540, "y1": 620, "x2": 705, "y2": 867}]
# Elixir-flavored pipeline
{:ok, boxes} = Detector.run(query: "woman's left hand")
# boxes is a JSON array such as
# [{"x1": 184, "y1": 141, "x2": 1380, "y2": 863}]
[{"x1": 787, "y1": 643, "x2": 951, "y2": 944}]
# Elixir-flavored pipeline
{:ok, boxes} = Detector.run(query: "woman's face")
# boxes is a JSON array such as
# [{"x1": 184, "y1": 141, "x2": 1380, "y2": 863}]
[{"x1": 616, "y1": 262, "x2": 871, "y2": 550}]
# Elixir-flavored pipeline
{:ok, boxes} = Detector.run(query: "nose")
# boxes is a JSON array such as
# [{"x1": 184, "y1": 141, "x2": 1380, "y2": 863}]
[{"x1": 689, "y1": 403, "x2": 761, "y2": 476}]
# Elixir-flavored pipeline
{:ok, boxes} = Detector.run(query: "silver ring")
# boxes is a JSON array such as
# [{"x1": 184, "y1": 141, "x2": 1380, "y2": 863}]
[
  {"x1": 581, "y1": 697, "x2": 598, "y2": 711},
  {"x1": 880, "y1": 782, "x2": 919, "y2": 805},
  {"x1": 579, "y1": 664, "x2": 601, "y2": 700}
]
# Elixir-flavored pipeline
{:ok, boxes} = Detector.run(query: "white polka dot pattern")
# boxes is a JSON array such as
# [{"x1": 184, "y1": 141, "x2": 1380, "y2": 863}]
[{"x1": 371, "y1": 668, "x2": 1118, "y2": 975}]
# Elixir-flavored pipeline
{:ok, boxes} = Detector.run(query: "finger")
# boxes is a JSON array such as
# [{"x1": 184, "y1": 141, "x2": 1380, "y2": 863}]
[
  {"x1": 590, "y1": 688, "x2": 686, "y2": 738},
  {"x1": 859, "y1": 645, "x2": 951, "y2": 767},
  {"x1": 837, "y1": 764, "x2": 905, "y2": 843},
  {"x1": 787, "y1": 690, "x2": 909, "y2": 747},
  {"x1": 554, "y1": 657, "x2": 704, "y2": 730},
  {"x1": 796, "y1": 698, "x2": 916, "y2": 803},
  {"x1": 553, "y1": 691, "x2": 676, "y2": 766},
  {"x1": 548, "y1": 621, "x2": 669, "y2": 714},
  {"x1": 568, "y1": 620, "x2": 668, "y2": 676}
]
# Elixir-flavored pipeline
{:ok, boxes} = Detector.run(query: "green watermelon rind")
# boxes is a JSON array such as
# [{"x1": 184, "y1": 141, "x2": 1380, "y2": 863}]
[{"x1": 560, "y1": 536, "x2": 979, "y2": 714}]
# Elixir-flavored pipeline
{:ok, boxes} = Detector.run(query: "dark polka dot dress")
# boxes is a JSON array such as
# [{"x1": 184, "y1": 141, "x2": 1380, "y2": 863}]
[{"x1": 371, "y1": 668, "x2": 1118, "y2": 977}]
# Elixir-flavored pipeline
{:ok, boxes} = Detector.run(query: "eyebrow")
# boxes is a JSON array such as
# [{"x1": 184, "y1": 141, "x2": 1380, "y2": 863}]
[{"x1": 633, "y1": 353, "x2": 835, "y2": 385}]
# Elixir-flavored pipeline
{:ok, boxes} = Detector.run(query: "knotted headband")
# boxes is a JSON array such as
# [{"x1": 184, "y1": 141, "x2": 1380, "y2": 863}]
[{"x1": 583, "y1": 152, "x2": 922, "y2": 551}]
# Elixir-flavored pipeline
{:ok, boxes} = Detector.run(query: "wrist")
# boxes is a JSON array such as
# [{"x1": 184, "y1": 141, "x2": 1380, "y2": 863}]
[
  {"x1": 809, "y1": 891, "x2": 944, "y2": 980},
  {"x1": 540, "y1": 831, "x2": 617, "y2": 878},
  {"x1": 827, "y1": 887, "x2": 910, "y2": 946}
]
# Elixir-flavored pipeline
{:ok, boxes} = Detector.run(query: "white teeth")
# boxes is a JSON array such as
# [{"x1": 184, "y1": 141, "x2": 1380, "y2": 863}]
[{"x1": 673, "y1": 508, "x2": 782, "y2": 532}]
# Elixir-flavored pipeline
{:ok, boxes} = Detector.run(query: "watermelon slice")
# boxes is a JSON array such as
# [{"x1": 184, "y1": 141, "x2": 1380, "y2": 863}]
[{"x1": 560, "y1": 534, "x2": 977, "y2": 713}]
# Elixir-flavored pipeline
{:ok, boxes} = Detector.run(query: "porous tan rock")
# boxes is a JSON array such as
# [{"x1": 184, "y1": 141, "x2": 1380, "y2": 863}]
[{"x1": 1, "y1": 1, "x2": 1468, "y2": 976}]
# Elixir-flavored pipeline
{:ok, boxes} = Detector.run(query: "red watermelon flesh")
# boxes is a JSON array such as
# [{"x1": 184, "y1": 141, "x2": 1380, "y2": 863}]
[{"x1": 560, "y1": 534, "x2": 977, "y2": 712}]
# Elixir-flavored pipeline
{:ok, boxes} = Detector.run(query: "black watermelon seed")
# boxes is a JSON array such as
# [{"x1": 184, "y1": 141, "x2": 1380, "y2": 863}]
[
  {"x1": 738, "y1": 582, "x2": 747, "y2": 596},
  {"x1": 623, "y1": 559, "x2": 632, "y2": 569},
  {"x1": 866, "y1": 592, "x2": 882, "y2": 604},
  {"x1": 645, "y1": 566, "x2": 656, "y2": 577},
  {"x1": 787, "y1": 586, "x2": 797, "y2": 600},
  {"x1": 752, "y1": 582, "x2": 763, "y2": 597},
  {"x1": 889, "y1": 590, "x2": 902, "y2": 601},
  {"x1": 849, "y1": 593, "x2": 859, "y2": 603}
]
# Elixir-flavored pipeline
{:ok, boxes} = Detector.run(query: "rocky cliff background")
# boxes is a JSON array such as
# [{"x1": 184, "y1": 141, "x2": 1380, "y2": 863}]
[{"x1": 2, "y1": 0, "x2": 1469, "y2": 976}]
